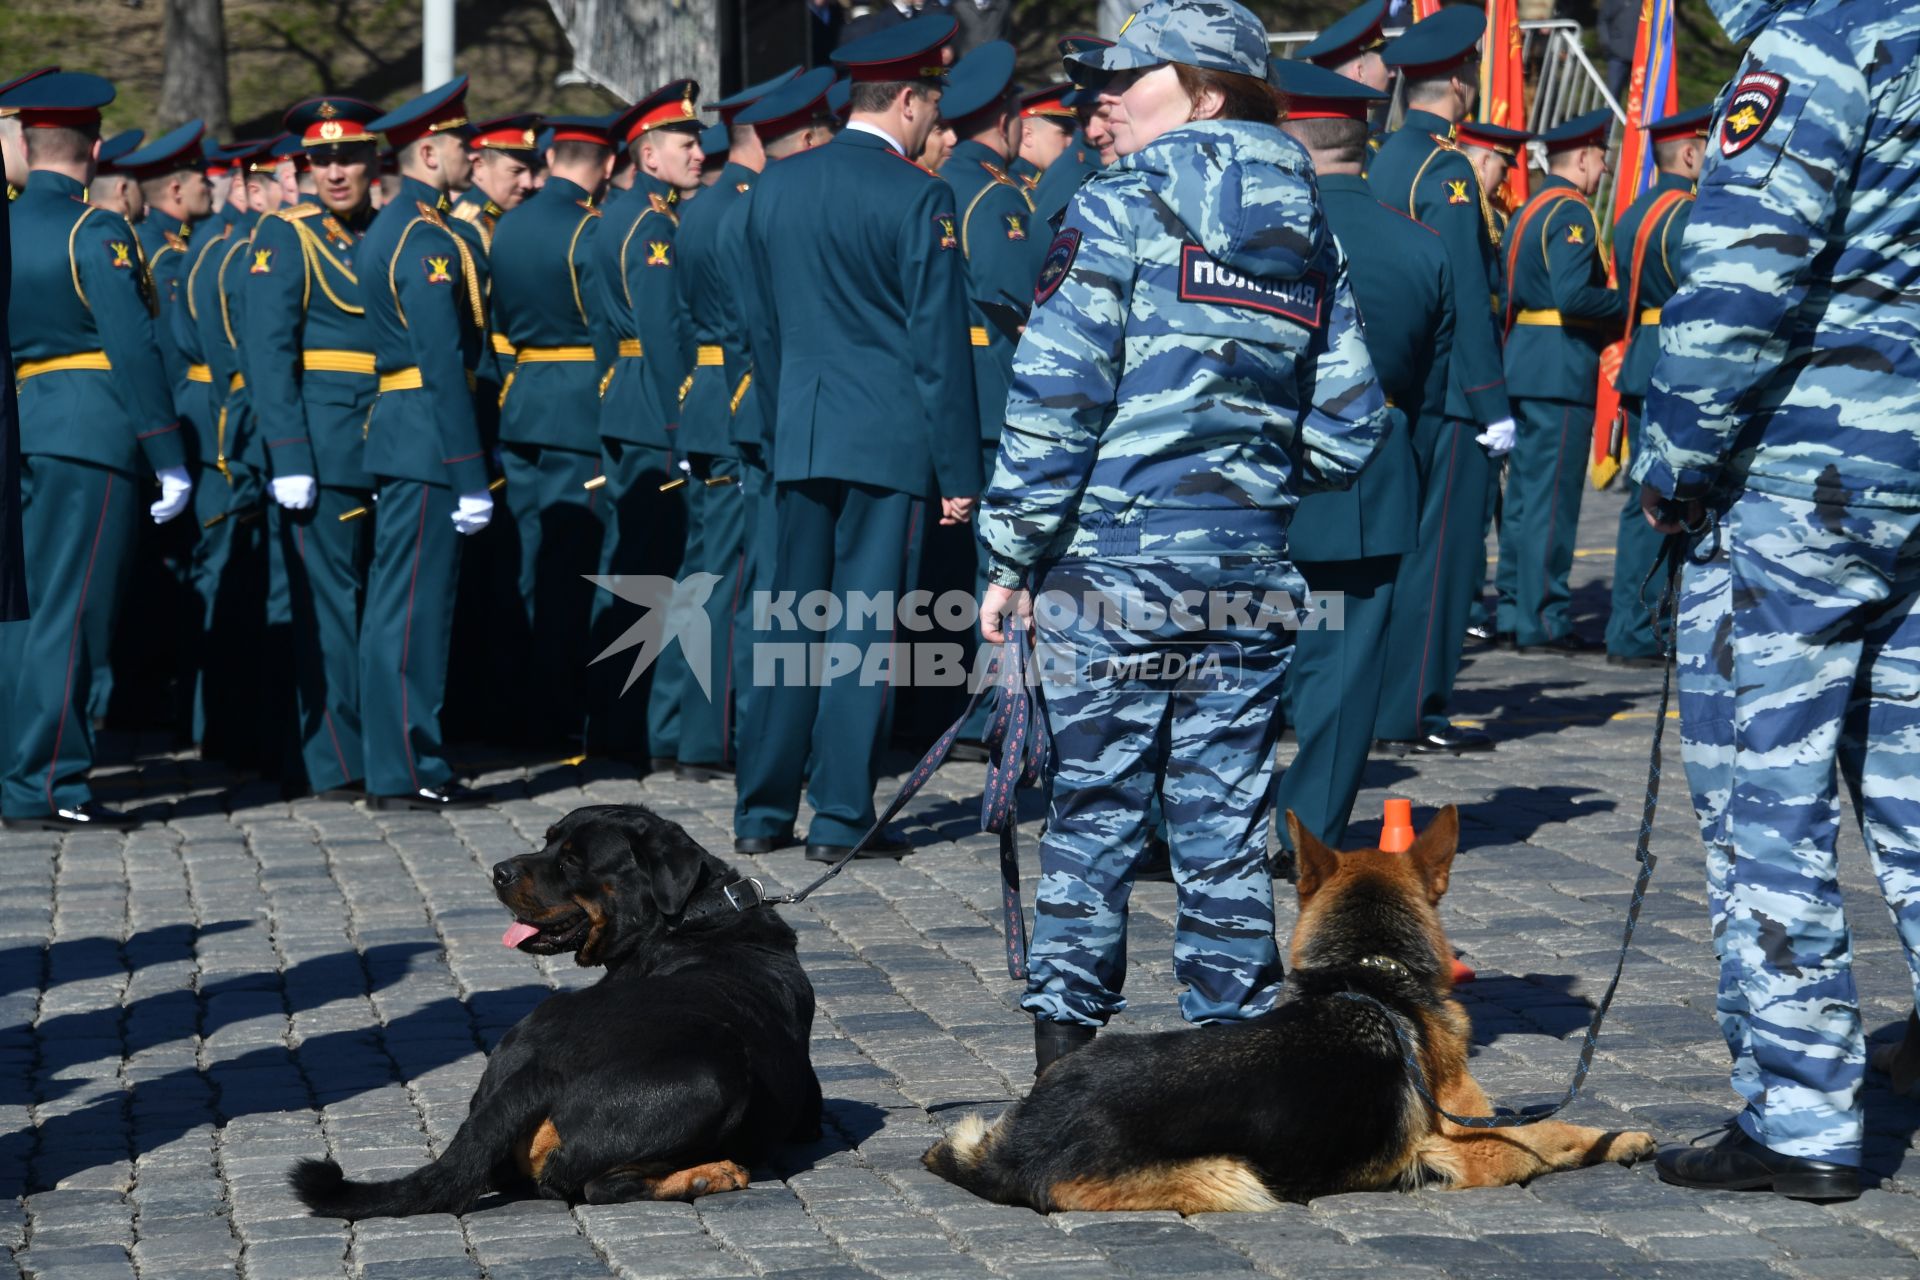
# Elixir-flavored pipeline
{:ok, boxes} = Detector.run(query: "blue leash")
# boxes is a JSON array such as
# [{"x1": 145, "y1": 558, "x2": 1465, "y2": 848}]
[
  {"x1": 1332, "y1": 529, "x2": 1704, "y2": 1128},
  {"x1": 721, "y1": 628, "x2": 1044, "y2": 979}
]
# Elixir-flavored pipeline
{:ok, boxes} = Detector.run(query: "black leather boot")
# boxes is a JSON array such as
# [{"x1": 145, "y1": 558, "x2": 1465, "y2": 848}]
[
  {"x1": 1656, "y1": 1124, "x2": 1860, "y2": 1201},
  {"x1": 1034, "y1": 1021, "x2": 1097, "y2": 1077}
]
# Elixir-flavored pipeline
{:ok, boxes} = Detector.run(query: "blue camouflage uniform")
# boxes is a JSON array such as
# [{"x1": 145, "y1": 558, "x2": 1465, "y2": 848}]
[
  {"x1": 1634, "y1": 0, "x2": 1920, "y2": 1169},
  {"x1": 1, "y1": 94, "x2": 191, "y2": 821},
  {"x1": 980, "y1": 114, "x2": 1388, "y2": 1026},
  {"x1": 244, "y1": 102, "x2": 382, "y2": 797},
  {"x1": 1606, "y1": 160, "x2": 1696, "y2": 662}
]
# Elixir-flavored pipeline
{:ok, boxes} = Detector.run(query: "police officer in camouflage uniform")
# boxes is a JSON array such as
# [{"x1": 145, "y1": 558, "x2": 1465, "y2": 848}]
[
  {"x1": 1641, "y1": 0, "x2": 1920, "y2": 1203},
  {"x1": 976, "y1": 1, "x2": 1387, "y2": 1072}
]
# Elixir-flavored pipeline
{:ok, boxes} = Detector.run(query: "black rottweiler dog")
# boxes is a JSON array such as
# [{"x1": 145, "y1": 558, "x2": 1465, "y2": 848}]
[{"x1": 291, "y1": 804, "x2": 822, "y2": 1218}]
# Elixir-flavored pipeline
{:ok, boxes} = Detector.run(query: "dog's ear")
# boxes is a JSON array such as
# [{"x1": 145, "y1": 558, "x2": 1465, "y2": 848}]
[
  {"x1": 1408, "y1": 805, "x2": 1458, "y2": 904},
  {"x1": 1288, "y1": 811, "x2": 1341, "y2": 903},
  {"x1": 635, "y1": 814, "x2": 708, "y2": 918}
]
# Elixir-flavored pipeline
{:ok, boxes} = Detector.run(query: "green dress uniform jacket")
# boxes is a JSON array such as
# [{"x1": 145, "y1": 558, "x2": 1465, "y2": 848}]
[
  {"x1": 2, "y1": 171, "x2": 185, "y2": 818},
  {"x1": 138, "y1": 208, "x2": 197, "y2": 414},
  {"x1": 941, "y1": 138, "x2": 1041, "y2": 449},
  {"x1": 595, "y1": 172, "x2": 692, "y2": 451},
  {"x1": 1028, "y1": 132, "x2": 1099, "y2": 229},
  {"x1": 491, "y1": 176, "x2": 605, "y2": 453},
  {"x1": 1368, "y1": 109, "x2": 1512, "y2": 429},
  {"x1": 676, "y1": 162, "x2": 756, "y2": 462},
  {"x1": 1502, "y1": 174, "x2": 1626, "y2": 401}
]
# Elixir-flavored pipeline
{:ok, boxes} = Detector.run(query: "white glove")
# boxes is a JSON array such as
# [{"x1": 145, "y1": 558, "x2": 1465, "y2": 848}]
[
  {"x1": 1475, "y1": 418, "x2": 1517, "y2": 457},
  {"x1": 450, "y1": 490, "x2": 494, "y2": 536},
  {"x1": 270, "y1": 475, "x2": 317, "y2": 511},
  {"x1": 150, "y1": 466, "x2": 192, "y2": 524}
]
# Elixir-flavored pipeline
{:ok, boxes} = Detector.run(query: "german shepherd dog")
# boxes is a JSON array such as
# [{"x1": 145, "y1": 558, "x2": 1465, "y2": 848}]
[
  {"x1": 924, "y1": 807, "x2": 1655, "y2": 1210},
  {"x1": 291, "y1": 804, "x2": 822, "y2": 1218}
]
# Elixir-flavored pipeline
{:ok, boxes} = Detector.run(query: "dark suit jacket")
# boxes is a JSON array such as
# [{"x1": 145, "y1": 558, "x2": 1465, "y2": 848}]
[{"x1": 0, "y1": 189, "x2": 24, "y2": 620}]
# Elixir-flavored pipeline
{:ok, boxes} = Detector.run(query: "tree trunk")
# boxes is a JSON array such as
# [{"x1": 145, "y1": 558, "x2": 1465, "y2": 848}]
[{"x1": 160, "y1": 0, "x2": 231, "y2": 138}]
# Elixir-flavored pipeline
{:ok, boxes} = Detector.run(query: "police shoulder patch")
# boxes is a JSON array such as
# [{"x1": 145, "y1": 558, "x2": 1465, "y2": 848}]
[
  {"x1": 1178, "y1": 245, "x2": 1324, "y2": 328},
  {"x1": 1034, "y1": 227, "x2": 1081, "y2": 305},
  {"x1": 1721, "y1": 70, "x2": 1786, "y2": 158}
]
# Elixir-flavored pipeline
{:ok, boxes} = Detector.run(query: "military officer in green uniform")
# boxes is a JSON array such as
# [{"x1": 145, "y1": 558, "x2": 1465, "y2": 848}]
[
  {"x1": 0, "y1": 74, "x2": 193, "y2": 830},
  {"x1": 121, "y1": 124, "x2": 212, "y2": 403},
  {"x1": 585, "y1": 80, "x2": 705, "y2": 769},
  {"x1": 245, "y1": 96, "x2": 383, "y2": 798},
  {"x1": 1295, "y1": 0, "x2": 1391, "y2": 159},
  {"x1": 456, "y1": 115, "x2": 538, "y2": 249},
  {"x1": 355, "y1": 78, "x2": 496, "y2": 809},
  {"x1": 1496, "y1": 109, "x2": 1624, "y2": 652},
  {"x1": 1605, "y1": 105, "x2": 1705, "y2": 667},
  {"x1": 667, "y1": 68, "x2": 802, "y2": 780},
  {"x1": 488, "y1": 112, "x2": 616, "y2": 750},
  {"x1": 1016, "y1": 82, "x2": 1096, "y2": 230},
  {"x1": 1270, "y1": 61, "x2": 1448, "y2": 851},
  {"x1": 1368, "y1": 7, "x2": 1511, "y2": 754},
  {"x1": 723, "y1": 69, "x2": 839, "y2": 801},
  {"x1": 733, "y1": 17, "x2": 983, "y2": 860},
  {"x1": 88, "y1": 130, "x2": 143, "y2": 217}
]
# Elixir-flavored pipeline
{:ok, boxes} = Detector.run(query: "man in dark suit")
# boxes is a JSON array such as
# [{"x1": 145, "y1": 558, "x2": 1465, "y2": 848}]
[{"x1": 733, "y1": 15, "x2": 983, "y2": 861}]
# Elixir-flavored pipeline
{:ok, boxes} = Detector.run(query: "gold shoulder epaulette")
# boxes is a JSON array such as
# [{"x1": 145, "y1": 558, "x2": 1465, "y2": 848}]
[
  {"x1": 577, "y1": 199, "x2": 603, "y2": 218},
  {"x1": 450, "y1": 202, "x2": 481, "y2": 225},
  {"x1": 277, "y1": 204, "x2": 323, "y2": 221},
  {"x1": 1429, "y1": 133, "x2": 1461, "y2": 153}
]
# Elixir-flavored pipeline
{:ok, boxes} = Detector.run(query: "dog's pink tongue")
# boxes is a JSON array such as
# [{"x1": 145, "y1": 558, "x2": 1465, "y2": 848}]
[{"x1": 502, "y1": 921, "x2": 540, "y2": 949}]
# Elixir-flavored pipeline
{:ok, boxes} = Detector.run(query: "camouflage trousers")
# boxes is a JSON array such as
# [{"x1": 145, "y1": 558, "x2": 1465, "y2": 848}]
[
  {"x1": 1021, "y1": 554, "x2": 1299, "y2": 1028},
  {"x1": 1678, "y1": 488, "x2": 1920, "y2": 1164}
]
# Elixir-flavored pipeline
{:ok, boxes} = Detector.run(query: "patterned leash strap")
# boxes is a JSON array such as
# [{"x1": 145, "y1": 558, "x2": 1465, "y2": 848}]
[
  {"x1": 1333, "y1": 530, "x2": 1696, "y2": 1128},
  {"x1": 727, "y1": 627, "x2": 1043, "y2": 980}
]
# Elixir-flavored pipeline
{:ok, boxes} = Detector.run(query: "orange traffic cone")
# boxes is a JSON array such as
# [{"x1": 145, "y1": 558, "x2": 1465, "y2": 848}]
[{"x1": 1379, "y1": 798, "x2": 1474, "y2": 984}]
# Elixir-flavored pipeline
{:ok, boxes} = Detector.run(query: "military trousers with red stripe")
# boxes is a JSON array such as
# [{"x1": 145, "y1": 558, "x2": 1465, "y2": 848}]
[
  {"x1": 358, "y1": 479, "x2": 464, "y2": 797},
  {"x1": 0, "y1": 456, "x2": 137, "y2": 817}
]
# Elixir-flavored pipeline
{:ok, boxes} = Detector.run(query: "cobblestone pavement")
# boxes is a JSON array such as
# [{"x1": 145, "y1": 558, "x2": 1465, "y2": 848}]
[{"x1": 4, "y1": 496, "x2": 1918, "y2": 1280}]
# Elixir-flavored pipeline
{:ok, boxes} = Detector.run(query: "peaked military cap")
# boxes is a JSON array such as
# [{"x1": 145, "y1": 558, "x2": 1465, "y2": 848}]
[
  {"x1": 1455, "y1": 120, "x2": 1531, "y2": 156},
  {"x1": 200, "y1": 135, "x2": 242, "y2": 174},
  {"x1": 270, "y1": 133, "x2": 307, "y2": 163},
  {"x1": 369, "y1": 76, "x2": 471, "y2": 149},
  {"x1": 698, "y1": 122, "x2": 730, "y2": 159},
  {"x1": 1068, "y1": 1, "x2": 1271, "y2": 80},
  {"x1": 233, "y1": 136, "x2": 284, "y2": 174},
  {"x1": 613, "y1": 79, "x2": 702, "y2": 144},
  {"x1": 1056, "y1": 36, "x2": 1113, "y2": 105},
  {"x1": 1381, "y1": 6, "x2": 1484, "y2": 77},
  {"x1": 96, "y1": 129, "x2": 144, "y2": 174},
  {"x1": 469, "y1": 113, "x2": 541, "y2": 151},
  {"x1": 0, "y1": 71, "x2": 115, "y2": 129},
  {"x1": 1539, "y1": 107, "x2": 1613, "y2": 153},
  {"x1": 1649, "y1": 104, "x2": 1713, "y2": 144},
  {"x1": 1267, "y1": 56, "x2": 1385, "y2": 121},
  {"x1": 1019, "y1": 84, "x2": 1080, "y2": 122},
  {"x1": 0, "y1": 66, "x2": 60, "y2": 117},
  {"x1": 534, "y1": 127, "x2": 555, "y2": 159},
  {"x1": 119, "y1": 124, "x2": 199, "y2": 181},
  {"x1": 941, "y1": 40, "x2": 1017, "y2": 122},
  {"x1": 283, "y1": 96, "x2": 380, "y2": 151},
  {"x1": 546, "y1": 113, "x2": 616, "y2": 147},
  {"x1": 706, "y1": 66, "x2": 801, "y2": 126},
  {"x1": 830, "y1": 13, "x2": 958, "y2": 83},
  {"x1": 1295, "y1": 0, "x2": 1390, "y2": 68},
  {"x1": 736, "y1": 65, "x2": 836, "y2": 142},
  {"x1": 827, "y1": 76, "x2": 852, "y2": 120}
]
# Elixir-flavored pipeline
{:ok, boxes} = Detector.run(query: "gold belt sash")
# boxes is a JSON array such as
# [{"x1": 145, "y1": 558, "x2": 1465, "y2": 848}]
[
  {"x1": 617, "y1": 338, "x2": 643, "y2": 358},
  {"x1": 16, "y1": 351, "x2": 111, "y2": 382},
  {"x1": 303, "y1": 349, "x2": 376, "y2": 375},
  {"x1": 186, "y1": 363, "x2": 213, "y2": 384},
  {"x1": 969, "y1": 326, "x2": 990, "y2": 347},
  {"x1": 1513, "y1": 309, "x2": 1611, "y2": 329},
  {"x1": 379, "y1": 367, "x2": 477, "y2": 393},
  {"x1": 515, "y1": 345, "x2": 596, "y2": 363},
  {"x1": 1640, "y1": 308, "x2": 1661, "y2": 325},
  {"x1": 491, "y1": 333, "x2": 517, "y2": 357},
  {"x1": 696, "y1": 345, "x2": 725, "y2": 366},
  {"x1": 228, "y1": 372, "x2": 246, "y2": 392}
]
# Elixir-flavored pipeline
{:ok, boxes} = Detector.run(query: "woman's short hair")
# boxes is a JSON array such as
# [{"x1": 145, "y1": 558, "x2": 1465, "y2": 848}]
[{"x1": 1172, "y1": 65, "x2": 1284, "y2": 127}]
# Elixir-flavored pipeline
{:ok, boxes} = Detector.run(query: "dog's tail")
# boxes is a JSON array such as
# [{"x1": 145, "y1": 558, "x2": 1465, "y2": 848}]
[
  {"x1": 290, "y1": 1068, "x2": 552, "y2": 1220},
  {"x1": 922, "y1": 1110, "x2": 1027, "y2": 1205}
]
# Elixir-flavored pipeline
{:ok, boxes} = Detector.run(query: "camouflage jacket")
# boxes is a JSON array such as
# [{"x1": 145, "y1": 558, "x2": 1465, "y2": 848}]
[
  {"x1": 1635, "y1": 0, "x2": 1920, "y2": 510},
  {"x1": 976, "y1": 121, "x2": 1387, "y2": 585}
]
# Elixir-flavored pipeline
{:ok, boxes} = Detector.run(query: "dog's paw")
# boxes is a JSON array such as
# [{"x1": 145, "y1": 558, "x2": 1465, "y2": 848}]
[
  {"x1": 650, "y1": 1159, "x2": 750, "y2": 1201},
  {"x1": 1605, "y1": 1130, "x2": 1659, "y2": 1165}
]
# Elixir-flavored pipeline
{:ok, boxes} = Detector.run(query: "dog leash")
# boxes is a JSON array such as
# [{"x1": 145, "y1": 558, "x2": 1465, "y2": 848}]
[
  {"x1": 1334, "y1": 524, "x2": 1710, "y2": 1129},
  {"x1": 714, "y1": 628, "x2": 1046, "y2": 979}
]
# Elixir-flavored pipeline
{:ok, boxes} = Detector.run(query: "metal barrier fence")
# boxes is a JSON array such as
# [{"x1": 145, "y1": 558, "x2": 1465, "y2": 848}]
[{"x1": 1273, "y1": 19, "x2": 1630, "y2": 225}]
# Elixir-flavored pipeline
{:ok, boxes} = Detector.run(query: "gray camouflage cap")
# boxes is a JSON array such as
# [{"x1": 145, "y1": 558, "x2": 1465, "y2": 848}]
[{"x1": 1067, "y1": 0, "x2": 1271, "y2": 80}]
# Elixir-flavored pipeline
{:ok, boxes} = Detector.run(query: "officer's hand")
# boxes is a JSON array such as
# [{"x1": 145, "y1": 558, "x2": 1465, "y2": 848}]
[
  {"x1": 940, "y1": 496, "x2": 976, "y2": 526},
  {"x1": 1475, "y1": 418, "x2": 1517, "y2": 457},
  {"x1": 451, "y1": 490, "x2": 494, "y2": 536},
  {"x1": 270, "y1": 475, "x2": 318, "y2": 511},
  {"x1": 980, "y1": 584, "x2": 1031, "y2": 645},
  {"x1": 150, "y1": 467, "x2": 193, "y2": 524},
  {"x1": 1639, "y1": 483, "x2": 1698, "y2": 534}
]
